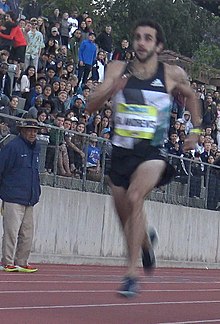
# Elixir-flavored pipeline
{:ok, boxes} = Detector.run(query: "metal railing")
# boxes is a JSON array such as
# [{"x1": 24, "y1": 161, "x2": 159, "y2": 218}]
[{"x1": 0, "y1": 113, "x2": 219, "y2": 211}]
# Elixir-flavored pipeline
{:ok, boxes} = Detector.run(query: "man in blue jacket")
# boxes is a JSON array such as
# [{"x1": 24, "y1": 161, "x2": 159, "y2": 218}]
[
  {"x1": 0, "y1": 119, "x2": 41, "y2": 272},
  {"x1": 78, "y1": 32, "x2": 97, "y2": 86}
]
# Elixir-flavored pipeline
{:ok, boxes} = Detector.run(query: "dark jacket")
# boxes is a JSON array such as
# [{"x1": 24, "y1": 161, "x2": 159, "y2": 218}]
[
  {"x1": 0, "y1": 135, "x2": 41, "y2": 206},
  {"x1": 96, "y1": 31, "x2": 112, "y2": 53},
  {"x1": 23, "y1": 0, "x2": 42, "y2": 19}
]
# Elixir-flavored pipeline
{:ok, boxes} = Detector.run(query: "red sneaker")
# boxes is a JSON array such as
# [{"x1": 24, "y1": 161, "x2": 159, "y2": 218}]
[
  {"x1": 17, "y1": 265, "x2": 38, "y2": 273},
  {"x1": 4, "y1": 265, "x2": 19, "y2": 272}
]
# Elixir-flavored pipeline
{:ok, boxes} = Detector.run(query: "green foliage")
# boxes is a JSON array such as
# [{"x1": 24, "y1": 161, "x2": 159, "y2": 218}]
[{"x1": 40, "y1": 0, "x2": 220, "y2": 69}]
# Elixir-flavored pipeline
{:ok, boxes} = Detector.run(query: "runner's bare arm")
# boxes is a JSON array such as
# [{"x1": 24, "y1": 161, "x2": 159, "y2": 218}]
[
  {"x1": 166, "y1": 64, "x2": 202, "y2": 151},
  {"x1": 87, "y1": 61, "x2": 128, "y2": 114},
  {"x1": 167, "y1": 65, "x2": 202, "y2": 127}
]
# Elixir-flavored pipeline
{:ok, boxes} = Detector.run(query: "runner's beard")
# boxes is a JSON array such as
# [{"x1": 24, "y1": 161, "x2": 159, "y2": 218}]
[{"x1": 135, "y1": 48, "x2": 155, "y2": 63}]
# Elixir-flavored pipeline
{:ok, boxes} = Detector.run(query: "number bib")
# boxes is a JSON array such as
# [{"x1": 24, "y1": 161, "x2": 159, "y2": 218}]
[{"x1": 114, "y1": 103, "x2": 158, "y2": 139}]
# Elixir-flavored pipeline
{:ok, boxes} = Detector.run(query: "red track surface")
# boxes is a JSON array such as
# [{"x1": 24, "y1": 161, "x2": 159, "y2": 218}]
[{"x1": 0, "y1": 264, "x2": 220, "y2": 324}]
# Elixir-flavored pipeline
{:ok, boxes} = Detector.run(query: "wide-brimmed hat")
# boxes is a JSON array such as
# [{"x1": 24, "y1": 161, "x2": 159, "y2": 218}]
[{"x1": 17, "y1": 119, "x2": 41, "y2": 129}]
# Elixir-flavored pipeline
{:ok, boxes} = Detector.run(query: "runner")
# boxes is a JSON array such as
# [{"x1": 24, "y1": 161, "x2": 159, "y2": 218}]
[{"x1": 86, "y1": 19, "x2": 202, "y2": 297}]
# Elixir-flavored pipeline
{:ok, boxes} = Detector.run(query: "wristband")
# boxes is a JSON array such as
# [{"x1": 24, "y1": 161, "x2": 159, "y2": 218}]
[{"x1": 190, "y1": 128, "x2": 202, "y2": 135}]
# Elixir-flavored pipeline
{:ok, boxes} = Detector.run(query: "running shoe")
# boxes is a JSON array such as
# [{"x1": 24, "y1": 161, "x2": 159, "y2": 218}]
[
  {"x1": 3, "y1": 265, "x2": 19, "y2": 272},
  {"x1": 17, "y1": 265, "x2": 38, "y2": 273},
  {"x1": 117, "y1": 276, "x2": 139, "y2": 298},
  {"x1": 142, "y1": 226, "x2": 158, "y2": 273}
]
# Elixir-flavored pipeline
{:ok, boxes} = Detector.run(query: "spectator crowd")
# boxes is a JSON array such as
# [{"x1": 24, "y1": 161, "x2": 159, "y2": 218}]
[{"x1": 0, "y1": 0, "x2": 218, "y2": 209}]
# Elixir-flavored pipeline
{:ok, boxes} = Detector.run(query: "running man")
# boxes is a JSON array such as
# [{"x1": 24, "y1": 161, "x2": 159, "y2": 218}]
[{"x1": 87, "y1": 20, "x2": 201, "y2": 297}]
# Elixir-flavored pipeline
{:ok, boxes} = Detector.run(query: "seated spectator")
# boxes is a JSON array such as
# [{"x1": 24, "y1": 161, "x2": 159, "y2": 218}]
[
  {"x1": 52, "y1": 80, "x2": 60, "y2": 96},
  {"x1": 65, "y1": 122, "x2": 86, "y2": 177},
  {"x1": 57, "y1": 117, "x2": 73, "y2": 176},
  {"x1": 0, "y1": 120, "x2": 10, "y2": 146},
  {"x1": 92, "y1": 51, "x2": 106, "y2": 83},
  {"x1": 52, "y1": 90, "x2": 69, "y2": 114},
  {"x1": 200, "y1": 142, "x2": 212, "y2": 163},
  {"x1": 28, "y1": 95, "x2": 43, "y2": 118},
  {"x1": 42, "y1": 84, "x2": 52, "y2": 101},
  {"x1": 30, "y1": 83, "x2": 43, "y2": 106},
  {"x1": 20, "y1": 65, "x2": 36, "y2": 100},
  {"x1": 70, "y1": 96, "x2": 84, "y2": 119},
  {"x1": 86, "y1": 113, "x2": 102, "y2": 135},
  {"x1": 45, "y1": 112, "x2": 65, "y2": 173},
  {"x1": 112, "y1": 38, "x2": 129, "y2": 61},
  {"x1": 100, "y1": 127, "x2": 112, "y2": 175},
  {"x1": 86, "y1": 132, "x2": 101, "y2": 181},
  {"x1": 189, "y1": 153, "x2": 204, "y2": 198},
  {"x1": 195, "y1": 134, "x2": 205, "y2": 155},
  {"x1": 177, "y1": 111, "x2": 193, "y2": 135},
  {"x1": 0, "y1": 95, "x2": 27, "y2": 134},
  {"x1": 0, "y1": 62, "x2": 11, "y2": 97},
  {"x1": 207, "y1": 154, "x2": 220, "y2": 210},
  {"x1": 164, "y1": 131, "x2": 181, "y2": 156}
]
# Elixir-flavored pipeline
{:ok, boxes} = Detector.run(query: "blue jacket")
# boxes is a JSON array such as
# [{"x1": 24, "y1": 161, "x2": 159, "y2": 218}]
[
  {"x1": 78, "y1": 39, "x2": 97, "y2": 65},
  {"x1": 0, "y1": 135, "x2": 41, "y2": 206}
]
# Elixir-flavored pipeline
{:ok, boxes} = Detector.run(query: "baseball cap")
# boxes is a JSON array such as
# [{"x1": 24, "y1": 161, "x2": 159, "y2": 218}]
[
  {"x1": 101, "y1": 127, "x2": 111, "y2": 135},
  {"x1": 51, "y1": 27, "x2": 58, "y2": 32},
  {"x1": 70, "y1": 116, "x2": 78, "y2": 122}
]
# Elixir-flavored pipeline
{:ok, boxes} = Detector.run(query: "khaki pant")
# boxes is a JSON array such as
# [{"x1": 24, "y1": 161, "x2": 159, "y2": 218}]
[{"x1": 1, "y1": 202, "x2": 34, "y2": 266}]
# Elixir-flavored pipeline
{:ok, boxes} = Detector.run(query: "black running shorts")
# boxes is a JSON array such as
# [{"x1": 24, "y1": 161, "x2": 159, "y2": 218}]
[{"x1": 109, "y1": 140, "x2": 175, "y2": 189}]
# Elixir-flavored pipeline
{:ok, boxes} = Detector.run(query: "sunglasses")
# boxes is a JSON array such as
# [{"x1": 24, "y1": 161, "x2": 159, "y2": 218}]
[{"x1": 31, "y1": 22, "x2": 38, "y2": 25}]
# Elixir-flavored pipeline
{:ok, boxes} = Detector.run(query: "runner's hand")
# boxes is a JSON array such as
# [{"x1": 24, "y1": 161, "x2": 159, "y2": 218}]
[{"x1": 183, "y1": 133, "x2": 198, "y2": 152}]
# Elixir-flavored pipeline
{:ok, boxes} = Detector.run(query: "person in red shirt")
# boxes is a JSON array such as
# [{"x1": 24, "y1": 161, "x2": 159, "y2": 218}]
[{"x1": 0, "y1": 11, "x2": 27, "y2": 64}]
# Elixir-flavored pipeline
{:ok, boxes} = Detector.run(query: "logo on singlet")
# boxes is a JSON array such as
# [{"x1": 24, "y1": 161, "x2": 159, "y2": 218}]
[{"x1": 150, "y1": 79, "x2": 164, "y2": 87}]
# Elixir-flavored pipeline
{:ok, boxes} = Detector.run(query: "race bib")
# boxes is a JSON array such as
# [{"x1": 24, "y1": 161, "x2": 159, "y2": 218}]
[{"x1": 114, "y1": 103, "x2": 158, "y2": 139}]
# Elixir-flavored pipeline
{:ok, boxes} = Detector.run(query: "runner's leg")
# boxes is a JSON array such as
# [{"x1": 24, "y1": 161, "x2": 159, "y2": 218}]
[{"x1": 125, "y1": 160, "x2": 166, "y2": 277}]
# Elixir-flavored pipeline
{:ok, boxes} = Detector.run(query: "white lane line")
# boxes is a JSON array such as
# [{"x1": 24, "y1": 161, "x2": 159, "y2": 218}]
[
  {"x1": 0, "y1": 300, "x2": 220, "y2": 311},
  {"x1": 1, "y1": 280, "x2": 220, "y2": 284},
  {"x1": 160, "y1": 320, "x2": 220, "y2": 324},
  {"x1": 0, "y1": 288, "x2": 220, "y2": 294}
]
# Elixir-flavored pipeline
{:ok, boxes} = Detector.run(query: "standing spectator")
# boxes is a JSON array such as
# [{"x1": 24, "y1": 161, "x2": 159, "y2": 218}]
[
  {"x1": 0, "y1": 11, "x2": 27, "y2": 64},
  {"x1": 96, "y1": 25, "x2": 113, "y2": 61},
  {"x1": 0, "y1": 0, "x2": 10, "y2": 13},
  {"x1": 49, "y1": 8, "x2": 61, "y2": 27},
  {"x1": 0, "y1": 12, "x2": 26, "y2": 64},
  {"x1": 79, "y1": 21, "x2": 88, "y2": 41},
  {"x1": 7, "y1": 0, "x2": 20, "y2": 19},
  {"x1": 69, "y1": 29, "x2": 82, "y2": 66},
  {"x1": 23, "y1": 0, "x2": 42, "y2": 20},
  {"x1": 203, "y1": 95, "x2": 217, "y2": 128},
  {"x1": 68, "y1": 9, "x2": 79, "y2": 38},
  {"x1": 112, "y1": 38, "x2": 129, "y2": 61},
  {"x1": 37, "y1": 17, "x2": 46, "y2": 41},
  {"x1": 0, "y1": 119, "x2": 41, "y2": 272},
  {"x1": 60, "y1": 12, "x2": 69, "y2": 47},
  {"x1": 78, "y1": 10, "x2": 89, "y2": 26},
  {"x1": 216, "y1": 102, "x2": 220, "y2": 150},
  {"x1": 25, "y1": 17, "x2": 45, "y2": 71},
  {"x1": 78, "y1": 32, "x2": 97, "y2": 86},
  {"x1": 85, "y1": 17, "x2": 93, "y2": 33}
]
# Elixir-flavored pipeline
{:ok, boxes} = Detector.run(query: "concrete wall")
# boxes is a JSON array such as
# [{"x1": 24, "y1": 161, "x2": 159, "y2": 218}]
[{"x1": 0, "y1": 186, "x2": 220, "y2": 268}]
